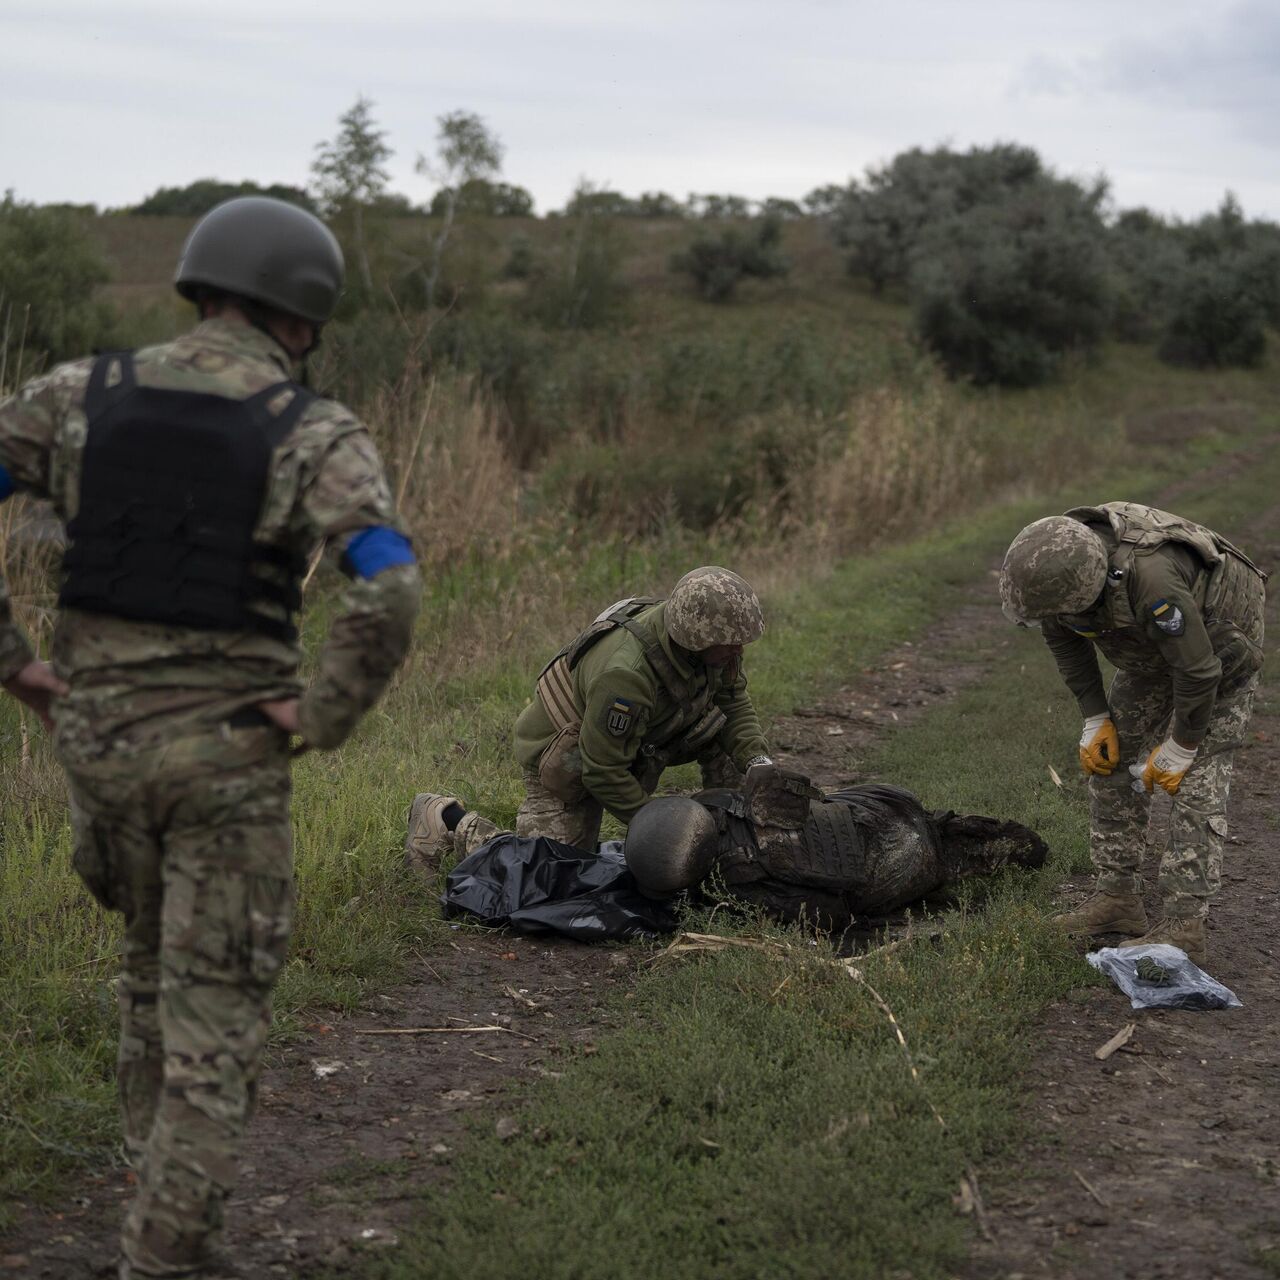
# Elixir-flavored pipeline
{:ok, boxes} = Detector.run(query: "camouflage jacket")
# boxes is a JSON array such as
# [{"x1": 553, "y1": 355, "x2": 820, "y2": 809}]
[
  {"x1": 0, "y1": 317, "x2": 420, "y2": 758},
  {"x1": 1041, "y1": 519, "x2": 1265, "y2": 743},
  {"x1": 514, "y1": 601, "x2": 768, "y2": 824}
]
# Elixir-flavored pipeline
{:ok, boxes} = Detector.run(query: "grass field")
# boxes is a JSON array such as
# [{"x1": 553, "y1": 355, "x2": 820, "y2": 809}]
[{"x1": 1, "y1": 215, "x2": 1278, "y2": 1256}]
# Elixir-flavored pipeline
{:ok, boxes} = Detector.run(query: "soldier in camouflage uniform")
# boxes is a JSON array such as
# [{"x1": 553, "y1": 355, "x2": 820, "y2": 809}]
[
  {"x1": 1000, "y1": 502, "x2": 1266, "y2": 964},
  {"x1": 0, "y1": 197, "x2": 420, "y2": 1279},
  {"x1": 405, "y1": 567, "x2": 772, "y2": 863}
]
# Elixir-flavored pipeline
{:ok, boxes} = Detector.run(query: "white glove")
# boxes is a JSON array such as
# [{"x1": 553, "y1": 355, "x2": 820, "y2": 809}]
[{"x1": 1130, "y1": 738, "x2": 1197, "y2": 795}]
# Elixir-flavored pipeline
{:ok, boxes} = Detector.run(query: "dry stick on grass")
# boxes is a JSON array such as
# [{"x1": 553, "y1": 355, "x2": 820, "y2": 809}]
[
  {"x1": 1073, "y1": 1167, "x2": 1107, "y2": 1209},
  {"x1": 1094, "y1": 1022, "x2": 1136, "y2": 1061},
  {"x1": 659, "y1": 935, "x2": 983, "y2": 1230}
]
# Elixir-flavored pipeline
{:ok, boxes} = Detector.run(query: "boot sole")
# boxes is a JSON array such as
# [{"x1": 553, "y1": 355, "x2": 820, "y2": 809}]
[{"x1": 1053, "y1": 915, "x2": 1149, "y2": 937}]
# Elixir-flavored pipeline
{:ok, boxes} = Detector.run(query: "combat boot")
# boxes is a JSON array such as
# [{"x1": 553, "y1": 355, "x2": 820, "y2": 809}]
[
  {"x1": 1051, "y1": 890, "x2": 1148, "y2": 937},
  {"x1": 404, "y1": 793, "x2": 463, "y2": 873},
  {"x1": 1119, "y1": 916, "x2": 1207, "y2": 966}
]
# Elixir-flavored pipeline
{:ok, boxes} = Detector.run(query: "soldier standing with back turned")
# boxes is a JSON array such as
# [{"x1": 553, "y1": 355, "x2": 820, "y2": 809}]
[
  {"x1": 999, "y1": 502, "x2": 1266, "y2": 964},
  {"x1": 0, "y1": 197, "x2": 420, "y2": 1278}
]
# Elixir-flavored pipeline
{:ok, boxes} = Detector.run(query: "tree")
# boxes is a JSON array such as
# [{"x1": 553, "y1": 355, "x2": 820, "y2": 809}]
[
  {"x1": 909, "y1": 177, "x2": 1111, "y2": 386},
  {"x1": 427, "y1": 179, "x2": 533, "y2": 218},
  {"x1": 417, "y1": 110, "x2": 504, "y2": 310},
  {"x1": 311, "y1": 96, "x2": 393, "y2": 295},
  {"x1": 0, "y1": 192, "x2": 111, "y2": 374},
  {"x1": 670, "y1": 216, "x2": 790, "y2": 302},
  {"x1": 133, "y1": 179, "x2": 316, "y2": 217}
]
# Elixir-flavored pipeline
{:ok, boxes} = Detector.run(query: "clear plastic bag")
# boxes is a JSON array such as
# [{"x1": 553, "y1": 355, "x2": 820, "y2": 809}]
[{"x1": 1086, "y1": 942, "x2": 1242, "y2": 1011}]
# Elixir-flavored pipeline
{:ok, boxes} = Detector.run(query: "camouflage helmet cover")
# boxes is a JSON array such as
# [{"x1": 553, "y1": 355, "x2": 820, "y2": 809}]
[
  {"x1": 666, "y1": 566, "x2": 765, "y2": 651},
  {"x1": 175, "y1": 196, "x2": 345, "y2": 325},
  {"x1": 1000, "y1": 516, "x2": 1109, "y2": 622},
  {"x1": 624, "y1": 796, "x2": 719, "y2": 898}
]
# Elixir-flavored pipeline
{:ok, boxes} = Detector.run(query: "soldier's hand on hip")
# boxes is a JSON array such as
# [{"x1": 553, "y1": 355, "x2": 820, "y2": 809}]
[
  {"x1": 258, "y1": 697, "x2": 302, "y2": 736},
  {"x1": 1078, "y1": 714, "x2": 1120, "y2": 776},
  {"x1": 1130, "y1": 738, "x2": 1197, "y2": 795},
  {"x1": 2, "y1": 660, "x2": 69, "y2": 732}
]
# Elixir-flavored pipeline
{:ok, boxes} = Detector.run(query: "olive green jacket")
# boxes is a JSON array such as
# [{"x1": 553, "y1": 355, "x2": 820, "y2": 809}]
[
  {"x1": 514, "y1": 601, "x2": 768, "y2": 823},
  {"x1": 1041, "y1": 529, "x2": 1262, "y2": 743}
]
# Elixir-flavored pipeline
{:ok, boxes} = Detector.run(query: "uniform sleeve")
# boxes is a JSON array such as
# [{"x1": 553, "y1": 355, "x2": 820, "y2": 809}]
[
  {"x1": 294, "y1": 420, "x2": 422, "y2": 750},
  {"x1": 577, "y1": 666, "x2": 654, "y2": 825},
  {"x1": 0, "y1": 364, "x2": 81, "y2": 680},
  {"x1": 1040, "y1": 618, "x2": 1109, "y2": 719},
  {"x1": 1130, "y1": 554, "x2": 1220, "y2": 744},
  {"x1": 713, "y1": 665, "x2": 770, "y2": 768}
]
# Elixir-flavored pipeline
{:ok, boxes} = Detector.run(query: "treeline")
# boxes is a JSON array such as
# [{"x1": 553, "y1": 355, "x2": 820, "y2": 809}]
[
  {"x1": 3, "y1": 94, "x2": 1279, "y2": 396},
  {"x1": 827, "y1": 143, "x2": 1280, "y2": 385}
]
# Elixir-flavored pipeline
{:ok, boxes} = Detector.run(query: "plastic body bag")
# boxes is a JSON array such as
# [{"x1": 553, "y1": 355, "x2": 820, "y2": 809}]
[
  {"x1": 1086, "y1": 943, "x2": 1243, "y2": 1011},
  {"x1": 441, "y1": 835, "x2": 677, "y2": 941}
]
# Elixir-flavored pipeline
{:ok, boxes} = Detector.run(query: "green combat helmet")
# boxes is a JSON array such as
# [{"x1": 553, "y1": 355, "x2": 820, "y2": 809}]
[
  {"x1": 1000, "y1": 517, "x2": 1109, "y2": 624},
  {"x1": 175, "y1": 196, "x2": 345, "y2": 325},
  {"x1": 624, "y1": 796, "x2": 719, "y2": 898},
  {"x1": 666, "y1": 566, "x2": 765, "y2": 651}
]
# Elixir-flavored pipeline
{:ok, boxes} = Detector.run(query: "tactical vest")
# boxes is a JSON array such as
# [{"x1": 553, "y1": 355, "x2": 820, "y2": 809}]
[
  {"x1": 708, "y1": 783, "x2": 942, "y2": 923},
  {"x1": 536, "y1": 597, "x2": 727, "y2": 762},
  {"x1": 1061, "y1": 502, "x2": 1267, "y2": 673},
  {"x1": 59, "y1": 351, "x2": 312, "y2": 642}
]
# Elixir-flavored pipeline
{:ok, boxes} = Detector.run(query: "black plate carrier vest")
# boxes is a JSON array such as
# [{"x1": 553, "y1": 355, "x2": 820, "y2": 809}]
[{"x1": 59, "y1": 351, "x2": 313, "y2": 642}]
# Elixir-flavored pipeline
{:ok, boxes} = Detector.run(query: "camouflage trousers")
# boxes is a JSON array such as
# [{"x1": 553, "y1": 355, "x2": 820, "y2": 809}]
[
  {"x1": 1089, "y1": 669, "x2": 1257, "y2": 918},
  {"x1": 63, "y1": 724, "x2": 293, "y2": 1275},
  {"x1": 516, "y1": 748, "x2": 742, "y2": 851}
]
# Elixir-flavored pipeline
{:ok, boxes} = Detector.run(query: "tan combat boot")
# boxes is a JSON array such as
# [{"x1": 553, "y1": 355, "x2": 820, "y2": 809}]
[
  {"x1": 404, "y1": 793, "x2": 462, "y2": 873},
  {"x1": 1052, "y1": 890, "x2": 1148, "y2": 938},
  {"x1": 1119, "y1": 916, "x2": 1207, "y2": 966}
]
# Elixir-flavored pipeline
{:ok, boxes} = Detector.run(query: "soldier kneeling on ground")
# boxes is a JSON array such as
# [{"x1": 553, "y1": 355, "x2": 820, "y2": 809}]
[
  {"x1": 407, "y1": 566, "x2": 775, "y2": 861},
  {"x1": 405, "y1": 765, "x2": 1047, "y2": 931}
]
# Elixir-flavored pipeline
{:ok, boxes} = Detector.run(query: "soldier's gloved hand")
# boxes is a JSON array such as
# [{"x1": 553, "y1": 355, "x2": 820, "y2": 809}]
[
  {"x1": 742, "y1": 755, "x2": 776, "y2": 794},
  {"x1": 1130, "y1": 738, "x2": 1197, "y2": 796},
  {"x1": 1078, "y1": 714, "x2": 1120, "y2": 776}
]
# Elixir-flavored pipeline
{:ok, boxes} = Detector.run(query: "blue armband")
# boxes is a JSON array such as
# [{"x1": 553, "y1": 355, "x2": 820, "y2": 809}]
[
  {"x1": 342, "y1": 526, "x2": 416, "y2": 579},
  {"x1": 0, "y1": 464, "x2": 14, "y2": 502}
]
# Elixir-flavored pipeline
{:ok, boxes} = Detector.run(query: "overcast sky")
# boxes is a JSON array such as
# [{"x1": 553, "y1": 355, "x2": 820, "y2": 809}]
[{"x1": 3, "y1": 0, "x2": 1278, "y2": 220}]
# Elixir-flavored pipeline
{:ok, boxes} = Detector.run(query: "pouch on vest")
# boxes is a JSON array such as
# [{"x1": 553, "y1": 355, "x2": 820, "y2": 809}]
[
  {"x1": 59, "y1": 351, "x2": 312, "y2": 641},
  {"x1": 537, "y1": 723, "x2": 589, "y2": 804}
]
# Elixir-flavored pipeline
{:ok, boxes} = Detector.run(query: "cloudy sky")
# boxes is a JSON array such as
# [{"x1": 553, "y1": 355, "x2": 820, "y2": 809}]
[{"x1": 3, "y1": 0, "x2": 1277, "y2": 220}]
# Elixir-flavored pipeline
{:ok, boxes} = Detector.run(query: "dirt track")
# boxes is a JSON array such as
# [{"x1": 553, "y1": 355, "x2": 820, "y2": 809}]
[{"x1": 6, "y1": 503, "x2": 1279, "y2": 1278}]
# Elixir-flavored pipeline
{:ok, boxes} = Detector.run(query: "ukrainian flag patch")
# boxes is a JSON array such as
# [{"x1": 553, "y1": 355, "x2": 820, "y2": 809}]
[
  {"x1": 1150, "y1": 598, "x2": 1185, "y2": 636},
  {"x1": 605, "y1": 697, "x2": 635, "y2": 737}
]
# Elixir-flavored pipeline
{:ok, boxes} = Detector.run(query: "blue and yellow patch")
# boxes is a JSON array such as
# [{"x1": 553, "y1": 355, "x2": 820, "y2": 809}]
[
  {"x1": 1150, "y1": 598, "x2": 1186, "y2": 636},
  {"x1": 605, "y1": 697, "x2": 635, "y2": 737}
]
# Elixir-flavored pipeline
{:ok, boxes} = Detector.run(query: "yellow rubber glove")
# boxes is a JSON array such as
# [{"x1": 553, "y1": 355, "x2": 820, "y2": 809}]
[
  {"x1": 1129, "y1": 738, "x2": 1197, "y2": 796},
  {"x1": 1078, "y1": 714, "x2": 1120, "y2": 776}
]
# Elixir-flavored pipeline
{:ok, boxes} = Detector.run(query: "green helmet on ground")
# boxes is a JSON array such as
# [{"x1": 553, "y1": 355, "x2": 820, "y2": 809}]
[
  {"x1": 624, "y1": 797, "x2": 719, "y2": 898},
  {"x1": 1000, "y1": 516, "x2": 1109, "y2": 623},
  {"x1": 666, "y1": 566, "x2": 765, "y2": 651},
  {"x1": 174, "y1": 196, "x2": 345, "y2": 325}
]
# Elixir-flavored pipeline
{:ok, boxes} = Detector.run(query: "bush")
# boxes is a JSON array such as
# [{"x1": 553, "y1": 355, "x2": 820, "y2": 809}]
[
  {"x1": 1158, "y1": 263, "x2": 1267, "y2": 368},
  {"x1": 523, "y1": 205, "x2": 630, "y2": 330},
  {"x1": 0, "y1": 193, "x2": 112, "y2": 373},
  {"x1": 910, "y1": 181, "x2": 1110, "y2": 387},
  {"x1": 670, "y1": 216, "x2": 790, "y2": 302},
  {"x1": 132, "y1": 179, "x2": 316, "y2": 216}
]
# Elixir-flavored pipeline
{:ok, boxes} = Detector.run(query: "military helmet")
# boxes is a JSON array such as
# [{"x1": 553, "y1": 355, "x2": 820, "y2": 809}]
[
  {"x1": 624, "y1": 797, "x2": 719, "y2": 899},
  {"x1": 175, "y1": 196, "x2": 345, "y2": 325},
  {"x1": 665, "y1": 566, "x2": 765, "y2": 651},
  {"x1": 999, "y1": 516, "x2": 1109, "y2": 622}
]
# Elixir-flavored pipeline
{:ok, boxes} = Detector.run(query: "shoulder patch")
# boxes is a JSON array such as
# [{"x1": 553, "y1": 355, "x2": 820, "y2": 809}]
[
  {"x1": 605, "y1": 697, "x2": 635, "y2": 737},
  {"x1": 1150, "y1": 598, "x2": 1186, "y2": 636}
]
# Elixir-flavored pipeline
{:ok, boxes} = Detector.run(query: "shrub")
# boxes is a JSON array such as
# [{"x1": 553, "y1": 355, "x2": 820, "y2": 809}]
[
  {"x1": 523, "y1": 198, "x2": 630, "y2": 330},
  {"x1": 670, "y1": 216, "x2": 790, "y2": 302},
  {"x1": 910, "y1": 181, "x2": 1111, "y2": 387},
  {"x1": 0, "y1": 193, "x2": 112, "y2": 373},
  {"x1": 1157, "y1": 263, "x2": 1267, "y2": 368},
  {"x1": 132, "y1": 179, "x2": 316, "y2": 216}
]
